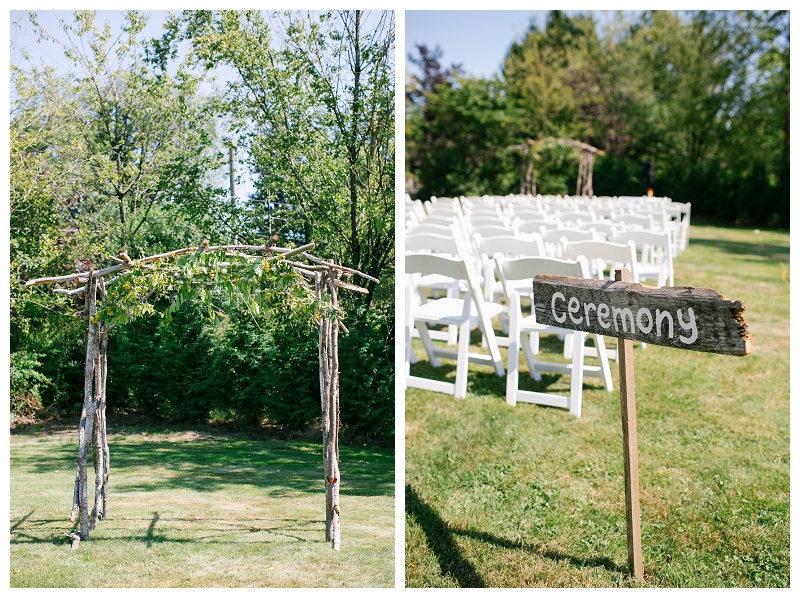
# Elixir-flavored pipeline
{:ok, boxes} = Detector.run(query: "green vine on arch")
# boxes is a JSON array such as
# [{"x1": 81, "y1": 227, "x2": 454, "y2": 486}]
[{"x1": 92, "y1": 249, "x2": 337, "y2": 329}]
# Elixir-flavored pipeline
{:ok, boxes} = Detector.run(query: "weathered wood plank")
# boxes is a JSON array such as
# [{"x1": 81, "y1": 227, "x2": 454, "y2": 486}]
[
  {"x1": 533, "y1": 275, "x2": 751, "y2": 356},
  {"x1": 615, "y1": 269, "x2": 643, "y2": 580}
]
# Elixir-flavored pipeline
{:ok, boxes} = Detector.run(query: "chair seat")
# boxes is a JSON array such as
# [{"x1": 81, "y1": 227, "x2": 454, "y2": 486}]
[
  {"x1": 416, "y1": 273, "x2": 484, "y2": 290},
  {"x1": 412, "y1": 297, "x2": 504, "y2": 326},
  {"x1": 518, "y1": 314, "x2": 567, "y2": 334}
]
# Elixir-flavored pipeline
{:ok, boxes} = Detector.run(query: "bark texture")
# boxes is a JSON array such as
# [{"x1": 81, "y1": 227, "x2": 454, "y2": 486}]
[
  {"x1": 319, "y1": 270, "x2": 342, "y2": 551},
  {"x1": 73, "y1": 273, "x2": 110, "y2": 541}
]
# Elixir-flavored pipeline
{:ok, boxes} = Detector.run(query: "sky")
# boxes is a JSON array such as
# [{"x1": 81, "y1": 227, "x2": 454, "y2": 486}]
[{"x1": 405, "y1": 10, "x2": 616, "y2": 80}]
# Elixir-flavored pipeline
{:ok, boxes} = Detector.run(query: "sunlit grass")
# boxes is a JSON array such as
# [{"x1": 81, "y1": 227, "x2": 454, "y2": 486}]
[
  {"x1": 405, "y1": 224, "x2": 789, "y2": 587},
  {"x1": 11, "y1": 428, "x2": 394, "y2": 587}
]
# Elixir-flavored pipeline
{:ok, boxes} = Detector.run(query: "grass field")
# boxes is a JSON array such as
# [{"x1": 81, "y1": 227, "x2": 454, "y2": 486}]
[
  {"x1": 10, "y1": 422, "x2": 394, "y2": 587},
  {"x1": 405, "y1": 224, "x2": 789, "y2": 587}
]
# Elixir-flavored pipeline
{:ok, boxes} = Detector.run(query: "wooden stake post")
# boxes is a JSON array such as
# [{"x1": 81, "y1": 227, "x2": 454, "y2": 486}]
[{"x1": 533, "y1": 270, "x2": 752, "y2": 579}]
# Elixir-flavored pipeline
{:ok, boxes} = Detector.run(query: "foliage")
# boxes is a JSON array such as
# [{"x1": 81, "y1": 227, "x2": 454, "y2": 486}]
[
  {"x1": 10, "y1": 11, "x2": 394, "y2": 439},
  {"x1": 161, "y1": 10, "x2": 395, "y2": 303},
  {"x1": 101, "y1": 297, "x2": 394, "y2": 437},
  {"x1": 10, "y1": 352, "x2": 52, "y2": 418},
  {"x1": 406, "y1": 74, "x2": 518, "y2": 198},
  {"x1": 99, "y1": 249, "x2": 318, "y2": 328},
  {"x1": 405, "y1": 10, "x2": 789, "y2": 228},
  {"x1": 20, "y1": 11, "x2": 228, "y2": 256}
]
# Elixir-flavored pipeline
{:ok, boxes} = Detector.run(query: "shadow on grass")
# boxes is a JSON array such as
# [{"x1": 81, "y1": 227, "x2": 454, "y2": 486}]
[
  {"x1": 11, "y1": 511, "x2": 35, "y2": 532},
  {"x1": 12, "y1": 439, "x2": 393, "y2": 498},
  {"x1": 406, "y1": 484, "x2": 485, "y2": 587},
  {"x1": 406, "y1": 484, "x2": 628, "y2": 587},
  {"x1": 11, "y1": 514, "x2": 321, "y2": 547},
  {"x1": 689, "y1": 236, "x2": 789, "y2": 260},
  {"x1": 145, "y1": 512, "x2": 160, "y2": 548}
]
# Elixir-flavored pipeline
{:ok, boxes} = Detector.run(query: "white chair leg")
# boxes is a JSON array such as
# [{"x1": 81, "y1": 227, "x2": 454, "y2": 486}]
[
  {"x1": 416, "y1": 322, "x2": 442, "y2": 368},
  {"x1": 446, "y1": 282, "x2": 458, "y2": 345},
  {"x1": 520, "y1": 330, "x2": 541, "y2": 382},
  {"x1": 405, "y1": 283, "x2": 419, "y2": 366},
  {"x1": 569, "y1": 331, "x2": 586, "y2": 417},
  {"x1": 594, "y1": 334, "x2": 613, "y2": 391},
  {"x1": 563, "y1": 332, "x2": 574, "y2": 359},
  {"x1": 506, "y1": 292, "x2": 521, "y2": 406},
  {"x1": 477, "y1": 308, "x2": 505, "y2": 377},
  {"x1": 454, "y1": 318, "x2": 471, "y2": 398}
]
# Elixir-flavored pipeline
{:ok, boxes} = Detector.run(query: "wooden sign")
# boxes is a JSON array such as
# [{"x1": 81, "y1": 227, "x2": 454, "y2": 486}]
[
  {"x1": 532, "y1": 270, "x2": 751, "y2": 580},
  {"x1": 533, "y1": 275, "x2": 752, "y2": 356}
]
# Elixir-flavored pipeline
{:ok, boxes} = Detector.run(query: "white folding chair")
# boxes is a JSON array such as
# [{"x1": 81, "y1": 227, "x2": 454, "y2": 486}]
[
  {"x1": 406, "y1": 229, "x2": 480, "y2": 346},
  {"x1": 406, "y1": 250, "x2": 505, "y2": 398},
  {"x1": 563, "y1": 238, "x2": 642, "y2": 357},
  {"x1": 476, "y1": 235, "x2": 546, "y2": 341},
  {"x1": 613, "y1": 230, "x2": 674, "y2": 287},
  {"x1": 497, "y1": 255, "x2": 613, "y2": 416}
]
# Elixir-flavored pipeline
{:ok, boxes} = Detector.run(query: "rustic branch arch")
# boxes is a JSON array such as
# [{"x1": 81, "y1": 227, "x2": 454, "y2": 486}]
[
  {"x1": 508, "y1": 138, "x2": 606, "y2": 197},
  {"x1": 25, "y1": 239, "x2": 378, "y2": 552}
]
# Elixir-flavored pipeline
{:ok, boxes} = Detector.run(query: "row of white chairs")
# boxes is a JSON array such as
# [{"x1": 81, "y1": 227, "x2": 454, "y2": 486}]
[
  {"x1": 407, "y1": 193, "x2": 691, "y2": 255},
  {"x1": 405, "y1": 220, "x2": 678, "y2": 416}
]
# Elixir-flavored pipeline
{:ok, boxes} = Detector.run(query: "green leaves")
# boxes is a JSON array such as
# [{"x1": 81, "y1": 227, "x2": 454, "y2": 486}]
[{"x1": 101, "y1": 248, "x2": 320, "y2": 330}]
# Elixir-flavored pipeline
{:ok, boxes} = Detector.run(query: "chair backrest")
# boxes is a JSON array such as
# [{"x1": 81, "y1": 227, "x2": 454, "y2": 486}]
[
  {"x1": 611, "y1": 213, "x2": 654, "y2": 229},
  {"x1": 406, "y1": 231, "x2": 460, "y2": 255},
  {"x1": 540, "y1": 227, "x2": 595, "y2": 244},
  {"x1": 513, "y1": 218, "x2": 554, "y2": 235},
  {"x1": 578, "y1": 220, "x2": 618, "y2": 240},
  {"x1": 406, "y1": 251, "x2": 470, "y2": 282},
  {"x1": 495, "y1": 255, "x2": 590, "y2": 299},
  {"x1": 613, "y1": 230, "x2": 674, "y2": 286},
  {"x1": 468, "y1": 216, "x2": 508, "y2": 229},
  {"x1": 471, "y1": 224, "x2": 512, "y2": 238},
  {"x1": 408, "y1": 222, "x2": 456, "y2": 237},
  {"x1": 407, "y1": 246, "x2": 495, "y2": 326},
  {"x1": 479, "y1": 235, "x2": 545, "y2": 259},
  {"x1": 562, "y1": 239, "x2": 639, "y2": 282},
  {"x1": 613, "y1": 229, "x2": 673, "y2": 253}
]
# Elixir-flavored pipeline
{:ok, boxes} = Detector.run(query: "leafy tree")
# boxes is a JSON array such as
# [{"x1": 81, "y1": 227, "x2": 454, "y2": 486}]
[
  {"x1": 161, "y1": 10, "x2": 395, "y2": 304},
  {"x1": 406, "y1": 45, "x2": 517, "y2": 198},
  {"x1": 23, "y1": 10, "x2": 227, "y2": 257}
]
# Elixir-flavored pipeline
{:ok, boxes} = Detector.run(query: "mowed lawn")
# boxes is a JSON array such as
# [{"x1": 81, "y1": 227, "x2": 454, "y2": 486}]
[
  {"x1": 11, "y1": 425, "x2": 394, "y2": 587},
  {"x1": 405, "y1": 224, "x2": 789, "y2": 587}
]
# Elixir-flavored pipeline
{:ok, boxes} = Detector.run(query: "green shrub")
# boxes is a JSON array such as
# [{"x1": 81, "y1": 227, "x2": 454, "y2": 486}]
[{"x1": 10, "y1": 351, "x2": 51, "y2": 418}]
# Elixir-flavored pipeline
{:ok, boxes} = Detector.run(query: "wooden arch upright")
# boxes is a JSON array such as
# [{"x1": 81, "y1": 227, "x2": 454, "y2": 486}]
[
  {"x1": 508, "y1": 138, "x2": 605, "y2": 197},
  {"x1": 25, "y1": 241, "x2": 378, "y2": 552}
]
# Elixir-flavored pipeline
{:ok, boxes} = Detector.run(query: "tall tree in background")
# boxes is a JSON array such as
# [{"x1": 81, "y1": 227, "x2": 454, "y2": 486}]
[
  {"x1": 406, "y1": 45, "x2": 517, "y2": 197},
  {"x1": 163, "y1": 10, "x2": 395, "y2": 304},
  {"x1": 406, "y1": 10, "x2": 788, "y2": 227},
  {"x1": 23, "y1": 11, "x2": 227, "y2": 258}
]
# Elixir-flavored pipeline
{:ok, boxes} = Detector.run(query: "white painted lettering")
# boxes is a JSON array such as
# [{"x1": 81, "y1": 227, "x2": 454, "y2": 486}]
[
  {"x1": 678, "y1": 307, "x2": 698, "y2": 344},
  {"x1": 584, "y1": 302, "x2": 597, "y2": 327},
  {"x1": 636, "y1": 308, "x2": 653, "y2": 334},
  {"x1": 552, "y1": 292, "x2": 566, "y2": 323},
  {"x1": 597, "y1": 303, "x2": 611, "y2": 329},
  {"x1": 613, "y1": 306, "x2": 635, "y2": 333},
  {"x1": 568, "y1": 297, "x2": 583, "y2": 324},
  {"x1": 655, "y1": 309, "x2": 673, "y2": 338}
]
